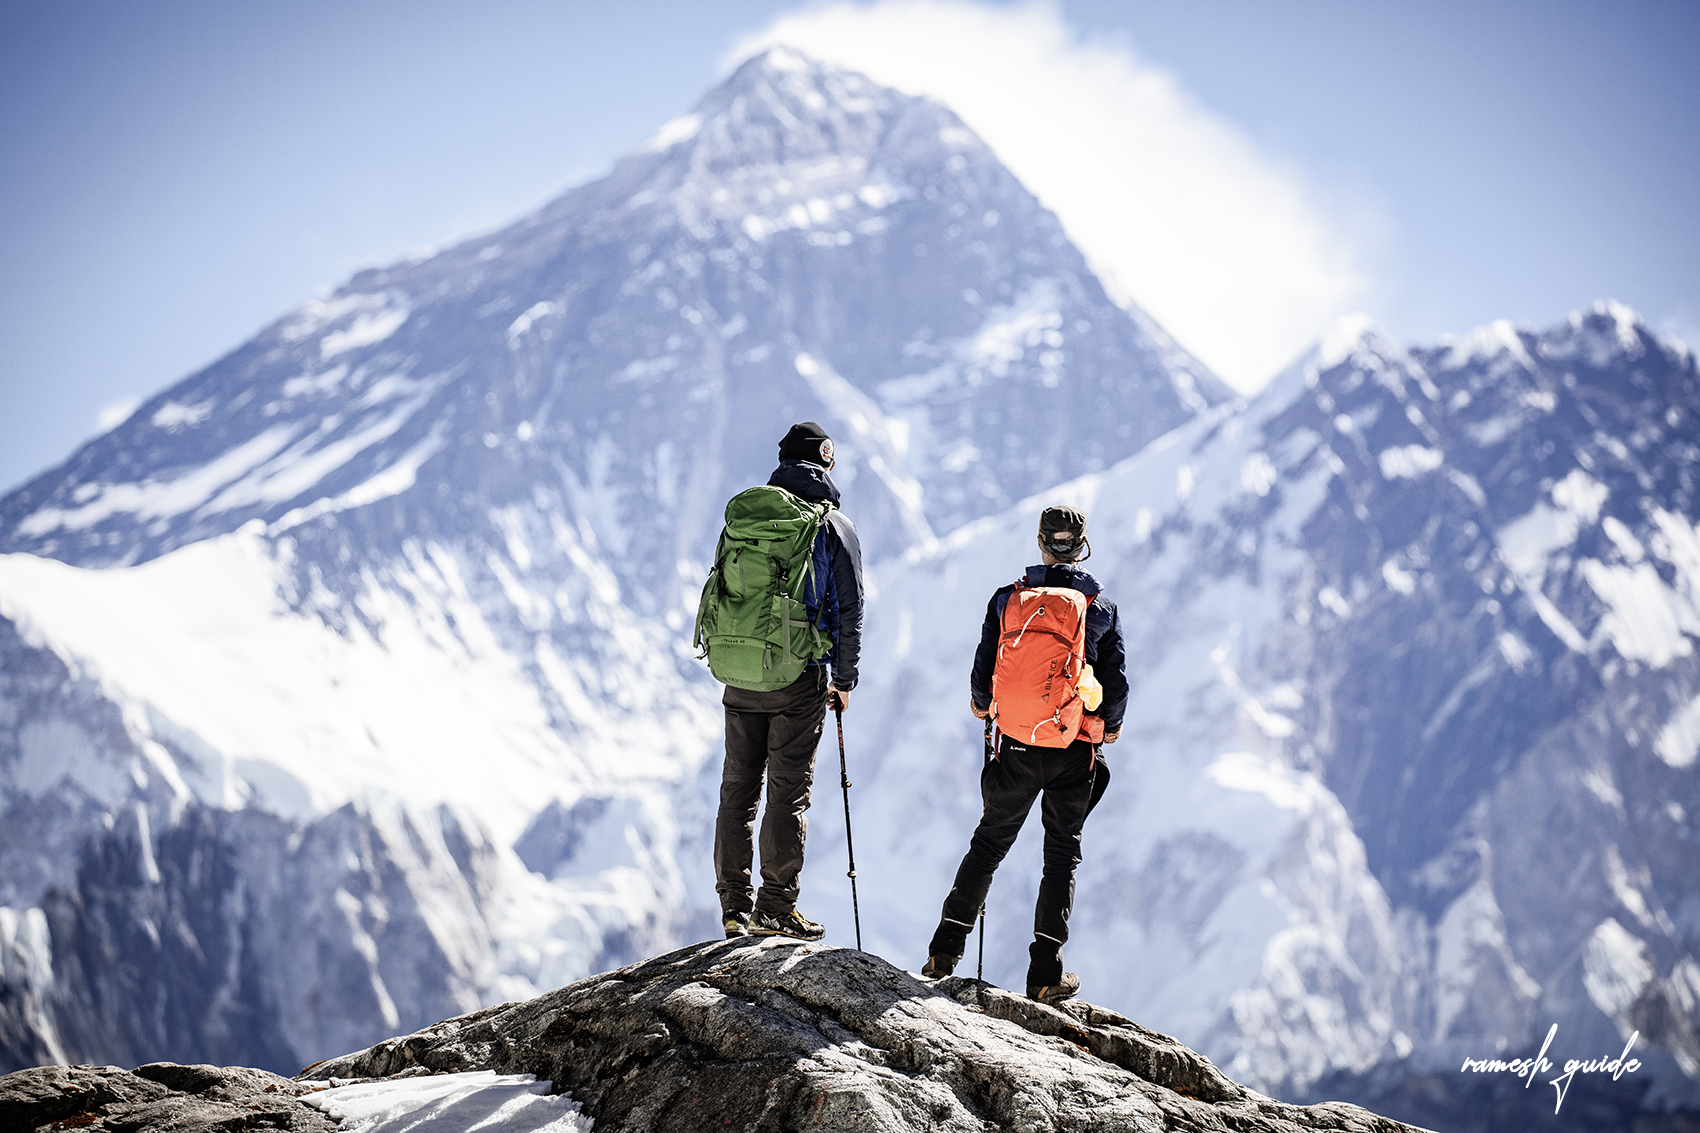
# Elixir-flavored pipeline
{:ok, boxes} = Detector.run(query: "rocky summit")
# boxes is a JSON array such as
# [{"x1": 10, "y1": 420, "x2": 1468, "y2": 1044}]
[
  {"x1": 0, "y1": 937, "x2": 1424, "y2": 1132},
  {"x1": 293, "y1": 937, "x2": 1419, "y2": 1133}
]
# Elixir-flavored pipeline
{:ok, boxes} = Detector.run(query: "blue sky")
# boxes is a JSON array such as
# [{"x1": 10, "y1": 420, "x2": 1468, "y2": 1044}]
[{"x1": 2, "y1": 0, "x2": 1695, "y2": 494}]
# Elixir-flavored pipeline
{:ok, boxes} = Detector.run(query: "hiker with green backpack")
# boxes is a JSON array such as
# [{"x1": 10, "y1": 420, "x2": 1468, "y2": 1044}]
[{"x1": 695, "y1": 422, "x2": 864, "y2": 942}]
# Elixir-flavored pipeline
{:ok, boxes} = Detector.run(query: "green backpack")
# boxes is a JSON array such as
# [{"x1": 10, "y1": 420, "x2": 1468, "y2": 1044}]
[{"x1": 694, "y1": 485, "x2": 834, "y2": 691}]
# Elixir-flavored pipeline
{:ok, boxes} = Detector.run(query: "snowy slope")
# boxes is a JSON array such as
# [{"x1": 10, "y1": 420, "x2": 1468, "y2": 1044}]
[
  {"x1": 795, "y1": 303, "x2": 1700, "y2": 1116},
  {"x1": 0, "y1": 49, "x2": 1219, "y2": 1075},
  {"x1": 0, "y1": 530, "x2": 708, "y2": 1067}
]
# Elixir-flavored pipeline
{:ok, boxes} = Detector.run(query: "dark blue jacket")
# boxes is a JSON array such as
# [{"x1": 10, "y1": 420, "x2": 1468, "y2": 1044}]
[
  {"x1": 970, "y1": 563, "x2": 1128, "y2": 733},
  {"x1": 768, "y1": 460, "x2": 864, "y2": 690}
]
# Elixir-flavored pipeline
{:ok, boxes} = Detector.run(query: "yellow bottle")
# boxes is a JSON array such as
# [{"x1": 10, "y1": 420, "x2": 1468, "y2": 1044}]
[{"x1": 1077, "y1": 664, "x2": 1103, "y2": 711}]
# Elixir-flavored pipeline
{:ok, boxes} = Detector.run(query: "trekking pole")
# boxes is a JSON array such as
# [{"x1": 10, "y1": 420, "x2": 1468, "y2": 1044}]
[
  {"x1": 979, "y1": 715, "x2": 994, "y2": 981},
  {"x1": 835, "y1": 705, "x2": 863, "y2": 950}
]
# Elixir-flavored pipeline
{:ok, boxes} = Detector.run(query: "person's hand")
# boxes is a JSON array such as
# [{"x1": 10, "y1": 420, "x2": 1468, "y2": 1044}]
[
  {"x1": 829, "y1": 686, "x2": 851, "y2": 712},
  {"x1": 1103, "y1": 728, "x2": 1121, "y2": 744},
  {"x1": 970, "y1": 697, "x2": 990, "y2": 720}
]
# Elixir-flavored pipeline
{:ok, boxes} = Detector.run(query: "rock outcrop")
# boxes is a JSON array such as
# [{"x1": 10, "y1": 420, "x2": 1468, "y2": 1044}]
[
  {"x1": 302, "y1": 937, "x2": 1425, "y2": 1132},
  {"x1": 0, "y1": 1061, "x2": 335, "y2": 1132},
  {"x1": 0, "y1": 937, "x2": 1430, "y2": 1131}
]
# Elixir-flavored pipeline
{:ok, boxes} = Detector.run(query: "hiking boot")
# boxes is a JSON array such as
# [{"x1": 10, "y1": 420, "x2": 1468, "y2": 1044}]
[
  {"x1": 750, "y1": 909, "x2": 826, "y2": 941},
  {"x1": 723, "y1": 911, "x2": 752, "y2": 938},
  {"x1": 1027, "y1": 972, "x2": 1081, "y2": 1004},
  {"x1": 921, "y1": 954, "x2": 960, "y2": 979}
]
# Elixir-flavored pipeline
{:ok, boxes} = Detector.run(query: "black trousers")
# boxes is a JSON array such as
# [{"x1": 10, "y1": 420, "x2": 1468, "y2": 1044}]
[
  {"x1": 714, "y1": 668, "x2": 829, "y2": 917},
  {"x1": 930, "y1": 735, "x2": 1101, "y2": 986}
]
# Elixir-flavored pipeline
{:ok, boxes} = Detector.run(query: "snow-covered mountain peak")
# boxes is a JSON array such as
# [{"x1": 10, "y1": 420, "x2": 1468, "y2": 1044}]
[
  {"x1": 1530, "y1": 298, "x2": 1678, "y2": 370},
  {"x1": 638, "y1": 48, "x2": 1000, "y2": 244},
  {"x1": 1254, "y1": 311, "x2": 1423, "y2": 431},
  {"x1": 1427, "y1": 300, "x2": 1690, "y2": 383},
  {"x1": 0, "y1": 49, "x2": 1220, "y2": 579},
  {"x1": 1435, "y1": 317, "x2": 1535, "y2": 370},
  {"x1": 642, "y1": 48, "x2": 903, "y2": 187},
  {"x1": 0, "y1": 53, "x2": 1235, "y2": 1079},
  {"x1": 1313, "y1": 310, "x2": 1382, "y2": 370},
  {"x1": 692, "y1": 47, "x2": 901, "y2": 140}
]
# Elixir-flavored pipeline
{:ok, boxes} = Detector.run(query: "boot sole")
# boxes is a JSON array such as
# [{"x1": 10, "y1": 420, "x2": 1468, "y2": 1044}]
[{"x1": 750, "y1": 926, "x2": 825, "y2": 941}]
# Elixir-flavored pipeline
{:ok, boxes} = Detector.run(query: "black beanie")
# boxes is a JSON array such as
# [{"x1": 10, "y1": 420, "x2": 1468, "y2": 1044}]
[{"x1": 778, "y1": 421, "x2": 834, "y2": 467}]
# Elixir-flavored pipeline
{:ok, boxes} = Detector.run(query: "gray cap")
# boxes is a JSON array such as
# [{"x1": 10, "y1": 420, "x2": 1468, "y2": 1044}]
[{"x1": 1038, "y1": 506, "x2": 1089, "y2": 562}]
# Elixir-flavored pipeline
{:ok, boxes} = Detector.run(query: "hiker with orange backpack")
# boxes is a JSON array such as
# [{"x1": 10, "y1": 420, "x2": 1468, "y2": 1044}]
[{"x1": 921, "y1": 505, "x2": 1126, "y2": 1003}]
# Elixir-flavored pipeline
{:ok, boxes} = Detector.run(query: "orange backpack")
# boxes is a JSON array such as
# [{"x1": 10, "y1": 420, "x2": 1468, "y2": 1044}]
[{"x1": 990, "y1": 581, "x2": 1104, "y2": 747}]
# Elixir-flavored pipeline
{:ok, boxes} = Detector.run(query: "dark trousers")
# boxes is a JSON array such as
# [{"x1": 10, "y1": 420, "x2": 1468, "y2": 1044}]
[
  {"x1": 714, "y1": 667, "x2": 829, "y2": 917},
  {"x1": 930, "y1": 735, "x2": 1101, "y2": 986}
]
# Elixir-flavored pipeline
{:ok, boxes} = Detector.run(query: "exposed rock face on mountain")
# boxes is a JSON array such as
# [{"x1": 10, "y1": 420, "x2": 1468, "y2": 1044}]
[
  {"x1": 298, "y1": 937, "x2": 1420, "y2": 1132},
  {"x1": 0, "y1": 48, "x2": 1217, "y2": 1078}
]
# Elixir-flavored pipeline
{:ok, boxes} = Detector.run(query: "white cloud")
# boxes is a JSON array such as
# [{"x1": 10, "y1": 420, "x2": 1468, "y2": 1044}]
[
  {"x1": 97, "y1": 395, "x2": 140, "y2": 432},
  {"x1": 731, "y1": 0, "x2": 1367, "y2": 392}
]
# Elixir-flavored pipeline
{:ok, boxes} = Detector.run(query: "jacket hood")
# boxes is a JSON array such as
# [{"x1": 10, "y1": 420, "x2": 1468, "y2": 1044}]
[
  {"x1": 1025, "y1": 563, "x2": 1102, "y2": 597},
  {"x1": 768, "y1": 460, "x2": 842, "y2": 508}
]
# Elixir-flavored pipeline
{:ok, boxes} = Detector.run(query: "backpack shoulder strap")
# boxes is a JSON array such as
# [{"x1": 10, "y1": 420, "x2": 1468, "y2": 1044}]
[{"x1": 789, "y1": 501, "x2": 831, "y2": 592}]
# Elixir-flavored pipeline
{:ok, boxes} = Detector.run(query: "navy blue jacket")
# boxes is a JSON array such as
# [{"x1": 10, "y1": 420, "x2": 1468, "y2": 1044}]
[
  {"x1": 768, "y1": 460, "x2": 864, "y2": 690},
  {"x1": 970, "y1": 563, "x2": 1129, "y2": 734}
]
